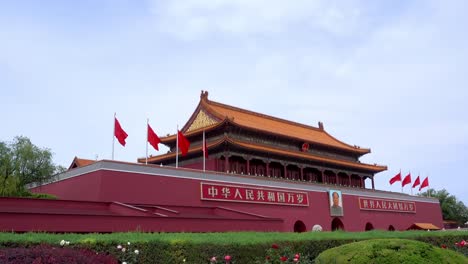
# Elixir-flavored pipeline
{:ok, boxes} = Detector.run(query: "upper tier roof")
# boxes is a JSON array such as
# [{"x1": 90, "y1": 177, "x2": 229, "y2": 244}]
[
  {"x1": 161, "y1": 91, "x2": 370, "y2": 155},
  {"x1": 68, "y1": 157, "x2": 96, "y2": 170}
]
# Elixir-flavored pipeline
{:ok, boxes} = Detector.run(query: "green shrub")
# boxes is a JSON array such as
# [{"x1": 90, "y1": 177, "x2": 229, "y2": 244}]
[
  {"x1": 0, "y1": 231, "x2": 467, "y2": 263},
  {"x1": 28, "y1": 193, "x2": 58, "y2": 199},
  {"x1": 314, "y1": 238, "x2": 467, "y2": 264}
]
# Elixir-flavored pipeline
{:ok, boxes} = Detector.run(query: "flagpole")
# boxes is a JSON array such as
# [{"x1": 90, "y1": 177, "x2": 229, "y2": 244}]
[
  {"x1": 146, "y1": 118, "x2": 149, "y2": 165},
  {"x1": 401, "y1": 169, "x2": 403, "y2": 193},
  {"x1": 176, "y1": 125, "x2": 179, "y2": 168},
  {"x1": 427, "y1": 174, "x2": 430, "y2": 197},
  {"x1": 203, "y1": 130, "x2": 206, "y2": 172},
  {"x1": 112, "y1": 113, "x2": 116, "y2": 160}
]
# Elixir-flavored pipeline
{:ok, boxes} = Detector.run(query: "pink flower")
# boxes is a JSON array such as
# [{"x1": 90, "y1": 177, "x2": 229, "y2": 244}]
[
  {"x1": 272, "y1": 244, "x2": 279, "y2": 249},
  {"x1": 455, "y1": 242, "x2": 460, "y2": 247},
  {"x1": 224, "y1": 255, "x2": 231, "y2": 261},
  {"x1": 294, "y1": 253, "x2": 300, "y2": 259},
  {"x1": 293, "y1": 257, "x2": 299, "y2": 262},
  {"x1": 210, "y1": 256, "x2": 217, "y2": 262},
  {"x1": 460, "y1": 240, "x2": 466, "y2": 247},
  {"x1": 280, "y1": 256, "x2": 288, "y2": 262}
]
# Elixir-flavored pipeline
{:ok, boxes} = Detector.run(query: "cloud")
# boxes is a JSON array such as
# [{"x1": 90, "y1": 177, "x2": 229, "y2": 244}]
[{"x1": 149, "y1": 0, "x2": 365, "y2": 39}]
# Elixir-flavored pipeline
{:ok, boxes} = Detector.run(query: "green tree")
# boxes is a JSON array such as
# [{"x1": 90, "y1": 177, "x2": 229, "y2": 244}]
[
  {"x1": 0, "y1": 136, "x2": 65, "y2": 196},
  {"x1": 419, "y1": 188, "x2": 468, "y2": 226}
]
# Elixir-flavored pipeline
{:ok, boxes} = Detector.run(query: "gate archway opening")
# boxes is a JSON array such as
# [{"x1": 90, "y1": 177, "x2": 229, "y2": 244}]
[
  {"x1": 331, "y1": 218, "x2": 344, "y2": 231},
  {"x1": 365, "y1": 222, "x2": 374, "y2": 231},
  {"x1": 294, "y1": 220, "x2": 306, "y2": 233}
]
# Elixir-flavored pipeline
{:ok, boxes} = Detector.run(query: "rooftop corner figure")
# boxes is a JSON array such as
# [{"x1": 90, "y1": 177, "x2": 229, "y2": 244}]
[{"x1": 330, "y1": 190, "x2": 344, "y2": 216}]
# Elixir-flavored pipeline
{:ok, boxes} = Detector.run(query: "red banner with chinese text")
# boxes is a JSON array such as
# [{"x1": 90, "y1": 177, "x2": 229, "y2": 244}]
[
  {"x1": 201, "y1": 183, "x2": 309, "y2": 206},
  {"x1": 359, "y1": 197, "x2": 416, "y2": 213}
]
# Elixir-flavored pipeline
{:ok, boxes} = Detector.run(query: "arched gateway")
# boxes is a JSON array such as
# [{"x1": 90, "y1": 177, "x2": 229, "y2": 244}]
[
  {"x1": 293, "y1": 220, "x2": 306, "y2": 233},
  {"x1": 331, "y1": 218, "x2": 345, "y2": 231}
]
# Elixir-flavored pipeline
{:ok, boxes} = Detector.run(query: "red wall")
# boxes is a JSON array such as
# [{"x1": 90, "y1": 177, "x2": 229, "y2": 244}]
[
  {"x1": 33, "y1": 171, "x2": 103, "y2": 201},
  {"x1": 34, "y1": 169, "x2": 443, "y2": 232}
]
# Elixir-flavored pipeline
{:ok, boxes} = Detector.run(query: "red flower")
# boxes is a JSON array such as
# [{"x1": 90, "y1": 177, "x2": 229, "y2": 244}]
[
  {"x1": 272, "y1": 244, "x2": 279, "y2": 249},
  {"x1": 280, "y1": 256, "x2": 288, "y2": 262},
  {"x1": 455, "y1": 242, "x2": 460, "y2": 247},
  {"x1": 224, "y1": 255, "x2": 231, "y2": 261},
  {"x1": 266, "y1": 256, "x2": 270, "y2": 260},
  {"x1": 441, "y1": 244, "x2": 447, "y2": 249},
  {"x1": 295, "y1": 253, "x2": 300, "y2": 259},
  {"x1": 460, "y1": 240, "x2": 466, "y2": 247},
  {"x1": 293, "y1": 257, "x2": 299, "y2": 262}
]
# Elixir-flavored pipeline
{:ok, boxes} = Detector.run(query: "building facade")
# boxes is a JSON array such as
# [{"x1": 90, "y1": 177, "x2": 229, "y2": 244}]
[{"x1": 21, "y1": 91, "x2": 443, "y2": 233}]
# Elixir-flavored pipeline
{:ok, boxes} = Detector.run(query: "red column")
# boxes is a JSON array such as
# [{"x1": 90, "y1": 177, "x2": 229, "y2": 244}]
[
  {"x1": 266, "y1": 161, "x2": 270, "y2": 177},
  {"x1": 283, "y1": 164, "x2": 288, "y2": 179},
  {"x1": 246, "y1": 158, "x2": 250, "y2": 175},
  {"x1": 300, "y1": 166, "x2": 304, "y2": 181},
  {"x1": 371, "y1": 176, "x2": 375, "y2": 190},
  {"x1": 320, "y1": 170, "x2": 323, "y2": 183},
  {"x1": 224, "y1": 154, "x2": 229, "y2": 173},
  {"x1": 335, "y1": 172, "x2": 339, "y2": 185},
  {"x1": 360, "y1": 176, "x2": 365, "y2": 188},
  {"x1": 348, "y1": 174, "x2": 351, "y2": 187}
]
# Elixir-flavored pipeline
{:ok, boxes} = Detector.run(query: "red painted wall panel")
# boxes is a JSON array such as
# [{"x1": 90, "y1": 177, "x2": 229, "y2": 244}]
[
  {"x1": 33, "y1": 169, "x2": 443, "y2": 232},
  {"x1": 33, "y1": 171, "x2": 103, "y2": 201}
]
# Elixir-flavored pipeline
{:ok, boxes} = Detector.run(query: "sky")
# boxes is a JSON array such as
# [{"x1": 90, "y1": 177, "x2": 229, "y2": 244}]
[{"x1": 1, "y1": 0, "x2": 467, "y2": 204}]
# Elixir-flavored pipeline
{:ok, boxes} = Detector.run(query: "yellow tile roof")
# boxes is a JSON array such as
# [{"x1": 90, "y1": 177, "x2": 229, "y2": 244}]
[
  {"x1": 409, "y1": 223, "x2": 440, "y2": 230},
  {"x1": 160, "y1": 92, "x2": 370, "y2": 155}
]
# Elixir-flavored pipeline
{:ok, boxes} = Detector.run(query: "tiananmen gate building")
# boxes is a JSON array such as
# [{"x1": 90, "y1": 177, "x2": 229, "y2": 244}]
[{"x1": 2, "y1": 91, "x2": 442, "y2": 233}]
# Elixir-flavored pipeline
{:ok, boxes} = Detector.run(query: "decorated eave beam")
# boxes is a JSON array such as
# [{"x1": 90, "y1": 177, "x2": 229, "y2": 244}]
[{"x1": 139, "y1": 136, "x2": 387, "y2": 173}]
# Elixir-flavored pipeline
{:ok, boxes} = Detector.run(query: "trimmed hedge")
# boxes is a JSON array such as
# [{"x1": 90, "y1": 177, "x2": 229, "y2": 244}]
[
  {"x1": 314, "y1": 239, "x2": 467, "y2": 264},
  {"x1": 0, "y1": 231, "x2": 466, "y2": 263}
]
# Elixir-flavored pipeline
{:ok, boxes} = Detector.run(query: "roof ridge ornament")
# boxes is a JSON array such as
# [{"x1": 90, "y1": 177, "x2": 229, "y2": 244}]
[
  {"x1": 318, "y1": 121, "x2": 324, "y2": 130},
  {"x1": 200, "y1": 90, "x2": 209, "y2": 100}
]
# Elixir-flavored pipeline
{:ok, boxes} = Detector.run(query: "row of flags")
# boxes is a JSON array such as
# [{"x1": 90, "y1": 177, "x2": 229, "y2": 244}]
[
  {"x1": 113, "y1": 116, "x2": 208, "y2": 167},
  {"x1": 389, "y1": 172, "x2": 429, "y2": 191}
]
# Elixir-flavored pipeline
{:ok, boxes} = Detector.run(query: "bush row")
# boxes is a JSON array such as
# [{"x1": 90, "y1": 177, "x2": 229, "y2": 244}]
[{"x1": 0, "y1": 233, "x2": 466, "y2": 263}]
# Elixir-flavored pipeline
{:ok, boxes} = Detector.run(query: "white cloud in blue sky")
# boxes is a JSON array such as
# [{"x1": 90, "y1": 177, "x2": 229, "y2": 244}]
[{"x1": 1, "y1": 0, "x2": 467, "y2": 203}]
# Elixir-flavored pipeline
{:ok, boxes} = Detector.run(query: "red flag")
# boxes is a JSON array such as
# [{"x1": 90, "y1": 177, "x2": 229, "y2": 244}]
[
  {"x1": 389, "y1": 172, "x2": 401, "y2": 185},
  {"x1": 114, "y1": 117, "x2": 128, "y2": 146},
  {"x1": 147, "y1": 124, "x2": 161, "y2": 151},
  {"x1": 402, "y1": 173, "x2": 411, "y2": 187},
  {"x1": 177, "y1": 130, "x2": 190, "y2": 156},
  {"x1": 419, "y1": 177, "x2": 429, "y2": 191},
  {"x1": 412, "y1": 176, "x2": 420, "y2": 188}
]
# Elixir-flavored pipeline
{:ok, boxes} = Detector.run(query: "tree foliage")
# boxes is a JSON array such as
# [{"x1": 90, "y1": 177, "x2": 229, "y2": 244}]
[
  {"x1": 419, "y1": 188, "x2": 468, "y2": 226},
  {"x1": 0, "y1": 136, "x2": 65, "y2": 196}
]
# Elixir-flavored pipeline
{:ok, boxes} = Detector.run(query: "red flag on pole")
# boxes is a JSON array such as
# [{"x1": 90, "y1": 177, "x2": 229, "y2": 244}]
[
  {"x1": 114, "y1": 117, "x2": 128, "y2": 146},
  {"x1": 177, "y1": 130, "x2": 190, "y2": 156},
  {"x1": 402, "y1": 173, "x2": 411, "y2": 187},
  {"x1": 147, "y1": 124, "x2": 161, "y2": 151},
  {"x1": 389, "y1": 172, "x2": 401, "y2": 185},
  {"x1": 412, "y1": 176, "x2": 420, "y2": 188},
  {"x1": 419, "y1": 177, "x2": 429, "y2": 191}
]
